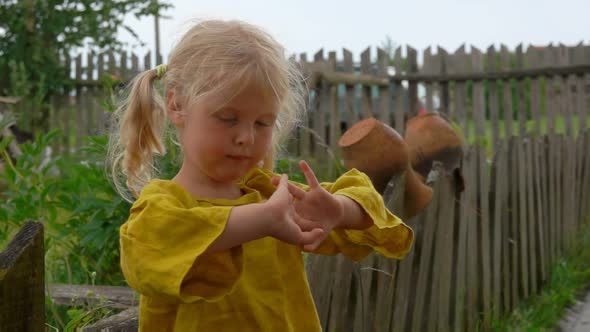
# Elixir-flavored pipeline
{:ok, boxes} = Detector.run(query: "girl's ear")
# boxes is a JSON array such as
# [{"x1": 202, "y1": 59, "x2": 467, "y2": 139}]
[{"x1": 166, "y1": 90, "x2": 184, "y2": 126}]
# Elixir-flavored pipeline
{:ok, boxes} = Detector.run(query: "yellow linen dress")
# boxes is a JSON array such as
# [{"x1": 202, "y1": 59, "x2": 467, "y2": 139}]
[{"x1": 120, "y1": 167, "x2": 414, "y2": 331}]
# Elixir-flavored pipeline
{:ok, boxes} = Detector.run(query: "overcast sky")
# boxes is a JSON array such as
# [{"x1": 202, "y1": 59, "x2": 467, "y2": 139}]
[{"x1": 119, "y1": 0, "x2": 589, "y2": 62}]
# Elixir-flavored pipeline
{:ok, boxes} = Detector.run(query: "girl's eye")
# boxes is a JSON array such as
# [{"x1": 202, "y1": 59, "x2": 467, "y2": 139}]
[
  {"x1": 256, "y1": 121, "x2": 271, "y2": 127},
  {"x1": 218, "y1": 116, "x2": 237, "y2": 123}
]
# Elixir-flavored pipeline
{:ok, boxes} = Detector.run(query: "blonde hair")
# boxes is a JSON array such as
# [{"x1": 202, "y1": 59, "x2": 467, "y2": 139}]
[{"x1": 108, "y1": 19, "x2": 307, "y2": 202}]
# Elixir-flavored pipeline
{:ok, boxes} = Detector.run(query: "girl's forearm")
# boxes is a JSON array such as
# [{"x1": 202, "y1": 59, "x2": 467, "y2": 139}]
[
  {"x1": 203, "y1": 203, "x2": 269, "y2": 255},
  {"x1": 334, "y1": 195, "x2": 373, "y2": 230}
]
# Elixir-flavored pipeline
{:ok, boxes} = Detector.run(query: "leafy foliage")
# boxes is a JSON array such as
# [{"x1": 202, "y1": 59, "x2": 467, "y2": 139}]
[
  {"x1": 0, "y1": 0, "x2": 172, "y2": 127},
  {"x1": 0, "y1": 131, "x2": 129, "y2": 285}
]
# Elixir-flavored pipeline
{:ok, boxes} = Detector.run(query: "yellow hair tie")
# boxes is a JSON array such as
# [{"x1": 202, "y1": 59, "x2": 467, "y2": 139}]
[{"x1": 155, "y1": 64, "x2": 168, "y2": 79}]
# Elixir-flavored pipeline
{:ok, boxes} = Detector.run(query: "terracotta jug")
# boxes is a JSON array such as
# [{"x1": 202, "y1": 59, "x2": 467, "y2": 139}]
[
  {"x1": 338, "y1": 117, "x2": 433, "y2": 219},
  {"x1": 404, "y1": 112, "x2": 464, "y2": 191}
]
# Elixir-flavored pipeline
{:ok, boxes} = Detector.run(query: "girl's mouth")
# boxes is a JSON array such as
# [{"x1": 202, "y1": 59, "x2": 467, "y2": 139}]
[{"x1": 227, "y1": 155, "x2": 251, "y2": 161}]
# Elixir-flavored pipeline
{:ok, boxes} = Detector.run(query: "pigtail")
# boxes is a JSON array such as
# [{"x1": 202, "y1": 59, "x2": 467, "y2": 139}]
[{"x1": 108, "y1": 69, "x2": 167, "y2": 202}]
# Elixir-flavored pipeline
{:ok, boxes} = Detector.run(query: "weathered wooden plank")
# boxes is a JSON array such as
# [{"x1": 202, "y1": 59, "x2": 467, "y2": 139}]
[
  {"x1": 82, "y1": 307, "x2": 139, "y2": 332},
  {"x1": 501, "y1": 45, "x2": 513, "y2": 138},
  {"x1": 358, "y1": 254, "x2": 377, "y2": 331},
  {"x1": 75, "y1": 53, "x2": 84, "y2": 151},
  {"x1": 325, "y1": 256, "x2": 354, "y2": 331},
  {"x1": 472, "y1": 47, "x2": 486, "y2": 145},
  {"x1": 547, "y1": 134, "x2": 557, "y2": 263},
  {"x1": 82, "y1": 306, "x2": 138, "y2": 332},
  {"x1": 546, "y1": 45, "x2": 559, "y2": 135},
  {"x1": 454, "y1": 81, "x2": 468, "y2": 141},
  {"x1": 465, "y1": 147, "x2": 480, "y2": 331},
  {"x1": 360, "y1": 47, "x2": 373, "y2": 119},
  {"x1": 436, "y1": 175, "x2": 457, "y2": 331},
  {"x1": 515, "y1": 45, "x2": 527, "y2": 136},
  {"x1": 407, "y1": 46, "x2": 419, "y2": 116},
  {"x1": 453, "y1": 137, "x2": 471, "y2": 332},
  {"x1": 582, "y1": 74, "x2": 590, "y2": 131},
  {"x1": 391, "y1": 219, "x2": 417, "y2": 332},
  {"x1": 0, "y1": 221, "x2": 45, "y2": 331},
  {"x1": 423, "y1": 47, "x2": 435, "y2": 113},
  {"x1": 342, "y1": 49, "x2": 359, "y2": 127},
  {"x1": 487, "y1": 46, "x2": 501, "y2": 145},
  {"x1": 452, "y1": 45, "x2": 469, "y2": 137},
  {"x1": 306, "y1": 254, "x2": 336, "y2": 331},
  {"x1": 581, "y1": 132, "x2": 590, "y2": 221},
  {"x1": 533, "y1": 138, "x2": 547, "y2": 284},
  {"x1": 555, "y1": 135, "x2": 564, "y2": 254},
  {"x1": 525, "y1": 137, "x2": 538, "y2": 294},
  {"x1": 575, "y1": 78, "x2": 587, "y2": 224},
  {"x1": 563, "y1": 135, "x2": 576, "y2": 249},
  {"x1": 410, "y1": 177, "x2": 442, "y2": 332},
  {"x1": 377, "y1": 48, "x2": 391, "y2": 125},
  {"x1": 517, "y1": 137, "x2": 530, "y2": 299},
  {"x1": 372, "y1": 256, "x2": 397, "y2": 332},
  {"x1": 564, "y1": 75, "x2": 576, "y2": 138},
  {"x1": 47, "y1": 284, "x2": 137, "y2": 309},
  {"x1": 328, "y1": 51, "x2": 339, "y2": 177},
  {"x1": 509, "y1": 136, "x2": 520, "y2": 309},
  {"x1": 131, "y1": 52, "x2": 139, "y2": 76},
  {"x1": 143, "y1": 51, "x2": 151, "y2": 72},
  {"x1": 85, "y1": 52, "x2": 96, "y2": 136},
  {"x1": 499, "y1": 139, "x2": 512, "y2": 314},
  {"x1": 478, "y1": 146, "x2": 492, "y2": 329},
  {"x1": 439, "y1": 47, "x2": 451, "y2": 116},
  {"x1": 539, "y1": 136, "x2": 551, "y2": 277},
  {"x1": 313, "y1": 50, "x2": 328, "y2": 165},
  {"x1": 525, "y1": 45, "x2": 542, "y2": 133},
  {"x1": 298, "y1": 53, "x2": 312, "y2": 159},
  {"x1": 490, "y1": 141, "x2": 506, "y2": 318},
  {"x1": 392, "y1": 50, "x2": 405, "y2": 132}
]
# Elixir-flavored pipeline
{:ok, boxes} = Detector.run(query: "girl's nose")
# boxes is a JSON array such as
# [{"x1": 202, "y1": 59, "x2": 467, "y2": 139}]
[{"x1": 234, "y1": 125, "x2": 255, "y2": 146}]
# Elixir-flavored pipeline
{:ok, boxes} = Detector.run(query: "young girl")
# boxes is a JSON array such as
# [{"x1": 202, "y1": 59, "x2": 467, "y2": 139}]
[{"x1": 109, "y1": 19, "x2": 413, "y2": 331}]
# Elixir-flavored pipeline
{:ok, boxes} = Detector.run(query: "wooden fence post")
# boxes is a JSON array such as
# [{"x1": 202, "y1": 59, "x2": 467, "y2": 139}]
[{"x1": 0, "y1": 221, "x2": 44, "y2": 331}]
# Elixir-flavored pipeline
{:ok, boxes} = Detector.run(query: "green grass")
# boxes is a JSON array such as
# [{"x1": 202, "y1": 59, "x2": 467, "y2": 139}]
[{"x1": 492, "y1": 216, "x2": 590, "y2": 330}]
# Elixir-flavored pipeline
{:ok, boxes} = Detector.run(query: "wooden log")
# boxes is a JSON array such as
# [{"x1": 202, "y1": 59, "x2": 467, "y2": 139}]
[
  {"x1": 338, "y1": 117, "x2": 433, "y2": 219},
  {"x1": 82, "y1": 307, "x2": 139, "y2": 332},
  {"x1": 47, "y1": 284, "x2": 137, "y2": 309},
  {"x1": 0, "y1": 221, "x2": 45, "y2": 331}
]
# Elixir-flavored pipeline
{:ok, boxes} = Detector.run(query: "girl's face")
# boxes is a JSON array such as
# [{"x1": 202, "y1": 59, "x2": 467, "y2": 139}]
[{"x1": 172, "y1": 83, "x2": 278, "y2": 187}]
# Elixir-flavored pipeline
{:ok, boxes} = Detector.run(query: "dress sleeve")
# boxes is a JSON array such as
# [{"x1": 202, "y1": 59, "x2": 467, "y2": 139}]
[
  {"x1": 119, "y1": 183, "x2": 242, "y2": 303},
  {"x1": 304, "y1": 169, "x2": 414, "y2": 261}
]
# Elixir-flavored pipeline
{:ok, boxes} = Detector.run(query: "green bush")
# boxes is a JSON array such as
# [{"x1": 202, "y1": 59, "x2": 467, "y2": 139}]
[{"x1": 0, "y1": 132, "x2": 130, "y2": 286}]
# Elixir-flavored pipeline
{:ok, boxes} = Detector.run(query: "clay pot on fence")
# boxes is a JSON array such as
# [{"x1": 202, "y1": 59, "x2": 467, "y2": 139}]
[
  {"x1": 338, "y1": 117, "x2": 433, "y2": 219},
  {"x1": 404, "y1": 112, "x2": 465, "y2": 192}
]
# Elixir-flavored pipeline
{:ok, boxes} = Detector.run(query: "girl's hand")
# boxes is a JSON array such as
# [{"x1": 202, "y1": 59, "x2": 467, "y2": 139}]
[
  {"x1": 271, "y1": 161, "x2": 344, "y2": 252},
  {"x1": 265, "y1": 174, "x2": 325, "y2": 246}
]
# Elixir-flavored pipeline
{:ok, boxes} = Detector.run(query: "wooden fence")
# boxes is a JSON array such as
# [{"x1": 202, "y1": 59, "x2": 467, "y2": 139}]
[{"x1": 306, "y1": 129, "x2": 590, "y2": 331}]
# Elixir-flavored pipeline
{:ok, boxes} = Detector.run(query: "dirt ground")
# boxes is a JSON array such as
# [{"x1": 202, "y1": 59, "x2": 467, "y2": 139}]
[{"x1": 558, "y1": 289, "x2": 590, "y2": 331}]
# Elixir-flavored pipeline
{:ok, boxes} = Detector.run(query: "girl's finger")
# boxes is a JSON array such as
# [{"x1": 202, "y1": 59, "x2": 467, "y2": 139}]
[
  {"x1": 286, "y1": 182, "x2": 307, "y2": 200},
  {"x1": 271, "y1": 175, "x2": 280, "y2": 186},
  {"x1": 303, "y1": 240, "x2": 321, "y2": 253},
  {"x1": 299, "y1": 160, "x2": 320, "y2": 189},
  {"x1": 272, "y1": 175, "x2": 308, "y2": 200},
  {"x1": 299, "y1": 228, "x2": 324, "y2": 246},
  {"x1": 273, "y1": 174, "x2": 288, "y2": 193}
]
